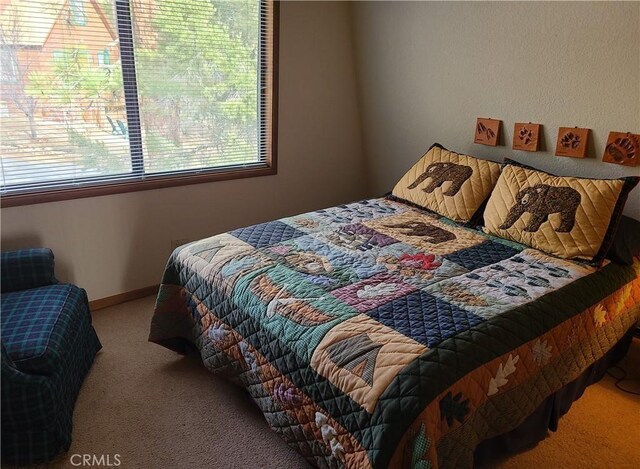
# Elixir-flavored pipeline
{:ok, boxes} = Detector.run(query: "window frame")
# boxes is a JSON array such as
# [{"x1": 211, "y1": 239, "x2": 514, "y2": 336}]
[
  {"x1": 1, "y1": 0, "x2": 279, "y2": 208},
  {"x1": 97, "y1": 49, "x2": 110, "y2": 66},
  {"x1": 69, "y1": 0, "x2": 88, "y2": 27}
]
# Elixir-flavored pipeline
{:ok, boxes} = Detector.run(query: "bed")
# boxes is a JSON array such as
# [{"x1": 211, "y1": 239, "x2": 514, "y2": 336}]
[{"x1": 149, "y1": 197, "x2": 640, "y2": 468}]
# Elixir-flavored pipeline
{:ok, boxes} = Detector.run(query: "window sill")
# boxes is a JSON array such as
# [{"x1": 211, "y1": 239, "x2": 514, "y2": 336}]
[{"x1": 0, "y1": 165, "x2": 277, "y2": 208}]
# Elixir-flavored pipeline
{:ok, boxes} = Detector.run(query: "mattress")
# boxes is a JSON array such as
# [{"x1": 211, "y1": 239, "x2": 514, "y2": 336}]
[{"x1": 149, "y1": 197, "x2": 640, "y2": 468}]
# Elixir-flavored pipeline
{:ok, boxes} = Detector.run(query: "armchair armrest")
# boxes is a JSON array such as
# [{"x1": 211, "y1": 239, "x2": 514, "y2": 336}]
[
  {"x1": 1, "y1": 341, "x2": 16, "y2": 371},
  {"x1": 1, "y1": 341, "x2": 29, "y2": 380},
  {"x1": 1, "y1": 248, "x2": 58, "y2": 293},
  {"x1": 1, "y1": 340, "x2": 55, "y2": 433}
]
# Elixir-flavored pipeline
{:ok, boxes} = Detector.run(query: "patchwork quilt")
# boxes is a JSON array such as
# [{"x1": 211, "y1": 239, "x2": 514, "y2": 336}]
[{"x1": 149, "y1": 198, "x2": 640, "y2": 469}]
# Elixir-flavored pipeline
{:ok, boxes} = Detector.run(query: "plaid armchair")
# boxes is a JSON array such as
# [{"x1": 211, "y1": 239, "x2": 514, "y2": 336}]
[{"x1": 1, "y1": 249, "x2": 102, "y2": 465}]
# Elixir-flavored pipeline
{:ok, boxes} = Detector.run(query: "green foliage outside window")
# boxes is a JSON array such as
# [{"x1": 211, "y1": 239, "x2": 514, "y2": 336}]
[{"x1": 4, "y1": 0, "x2": 266, "y2": 184}]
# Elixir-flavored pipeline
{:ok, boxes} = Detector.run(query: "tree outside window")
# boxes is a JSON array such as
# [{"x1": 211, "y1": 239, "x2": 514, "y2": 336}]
[{"x1": 0, "y1": 0, "x2": 277, "y2": 204}]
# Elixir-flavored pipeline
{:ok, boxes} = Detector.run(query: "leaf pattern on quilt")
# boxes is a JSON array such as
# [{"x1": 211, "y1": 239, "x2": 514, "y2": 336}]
[
  {"x1": 439, "y1": 391, "x2": 470, "y2": 427},
  {"x1": 356, "y1": 282, "x2": 399, "y2": 299},
  {"x1": 488, "y1": 354, "x2": 519, "y2": 396},
  {"x1": 239, "y1": 341, "x2": 259, "y2": 372},
  {"x1": 410, "y1": 423, "x2": 433, "y2": 469},
  {"x1": 531, "y1": 339, "x2": 552, "y2": 366},
  {"x1": 273, "y1": 381, "x2": 302, "y2": 408},
  {"x1": 401, "y1": 253, "x2": 442, "y2": 270},
  {"x1": 593, "y1": 304, "x2": 607, "y2": 327},
  {"x1": 207, "y1": 323, "x2": 228, "y2": 342},
  {"x1": 315, "y1": 412, "x2": 345, "y2": 462},
  {"x1": 379, "y1": 252, "x2": 442, "y2": 278}
]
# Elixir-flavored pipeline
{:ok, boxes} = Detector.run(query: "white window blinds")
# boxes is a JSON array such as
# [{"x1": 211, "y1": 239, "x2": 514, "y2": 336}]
[{"x1": 0, "y1": 0, "x2": 276, "y2": 195}]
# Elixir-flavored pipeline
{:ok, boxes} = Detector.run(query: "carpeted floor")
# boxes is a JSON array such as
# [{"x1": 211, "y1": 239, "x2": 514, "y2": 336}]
[{"x1": 14, "y1": 296, "x2": 640, "y2": 468}]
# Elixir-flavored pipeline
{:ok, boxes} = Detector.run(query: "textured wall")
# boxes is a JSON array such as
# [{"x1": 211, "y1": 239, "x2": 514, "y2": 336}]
[
  {"x1": 351, "y1": 1, "x2": 640, "y2": 218},
  {"x1": 1, "y1": 1, "x2": 366, "y2": 300}
]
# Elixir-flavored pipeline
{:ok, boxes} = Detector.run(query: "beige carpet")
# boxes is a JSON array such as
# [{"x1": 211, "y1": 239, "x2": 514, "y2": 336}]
[{"x1": 13, "y1": 296, "x2": 640, "y2": 468}]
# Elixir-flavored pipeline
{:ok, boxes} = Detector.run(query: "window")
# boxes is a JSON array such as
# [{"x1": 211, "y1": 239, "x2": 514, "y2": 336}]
[
  {"x1": 97, "y1": 49, "x2": 110, "y2": 66},
  {"x1": 0, "y1": 0, "x2": 278, "y2": 206},
  {"x1": 52, "y1": 50, "x2": 65, "y2": 62},
  {"x1": 0, "y1": 49, "x2": 18, "y2": 83},
  {"x1": 69, "y1": 0, "x2": 87, "y2": 26}
]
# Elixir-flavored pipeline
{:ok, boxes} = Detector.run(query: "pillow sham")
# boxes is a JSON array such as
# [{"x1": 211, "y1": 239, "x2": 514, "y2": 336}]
[
  {"x1": 391, "y1": 143, "x2": 501, "y2": 223},
  {"x1": 483, "y1": 159, "x2": 639, "y2": 265},
  {"x1": 606, "y1": 215, "x2": 640, "y2": 265}
]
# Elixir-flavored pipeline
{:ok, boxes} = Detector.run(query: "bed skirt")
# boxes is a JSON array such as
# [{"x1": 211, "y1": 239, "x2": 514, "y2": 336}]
[{"x1": 474, "y1": 327, "x2": 635, "y2": 466}]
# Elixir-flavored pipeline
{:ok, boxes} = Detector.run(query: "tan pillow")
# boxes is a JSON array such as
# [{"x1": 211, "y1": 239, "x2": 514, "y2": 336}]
[
  {"x1": 483, "y1": 160, "x2": 639, "y2": 264},
  {"x1": 391, "y1": 143, "x2": 501, "y2": 223}
]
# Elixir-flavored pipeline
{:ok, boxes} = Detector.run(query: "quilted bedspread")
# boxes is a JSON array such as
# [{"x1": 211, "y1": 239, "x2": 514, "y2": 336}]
[{"x1": 149, "y1": 198, "x2": 640, "y2": 469}]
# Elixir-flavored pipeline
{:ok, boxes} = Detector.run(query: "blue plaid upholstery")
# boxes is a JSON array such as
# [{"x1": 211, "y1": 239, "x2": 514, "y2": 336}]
[
  {"x1": 2, "y1": 284, "x2": 88, "y2": 373},
  {"x1": 1, "y1": 250, "x2": 101, "y2": 465},
  {"x1": 1, "y1": 248, "x2": 57, "y2": 293}
]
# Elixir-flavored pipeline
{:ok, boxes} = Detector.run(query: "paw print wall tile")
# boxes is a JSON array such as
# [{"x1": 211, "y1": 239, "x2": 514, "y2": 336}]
[
  {"x1": 512, "y1": 123, "x2": 541, "y2": 151},
  {"x1": 474, "y1": 118, "x2": 501, "y2": 146},
  {"x1": 555, "y1": 127, "x2": 589, "y2": 158},
  {"x1": 602, "y1": 131, "x2": 639, "y2": 167}
]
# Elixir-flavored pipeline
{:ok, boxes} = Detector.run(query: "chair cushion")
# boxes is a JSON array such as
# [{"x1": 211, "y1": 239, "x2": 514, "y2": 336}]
[{"x1": 1, "y1": 284, "x2": 89, "y2": 374}]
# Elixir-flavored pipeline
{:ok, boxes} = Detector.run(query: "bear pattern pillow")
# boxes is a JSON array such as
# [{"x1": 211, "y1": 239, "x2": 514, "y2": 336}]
[
  {"x1": 483, "y1": 160, "x2": 639, "y2": 264},
  {"x1": 391, "y1": 143, "x2": 502, "y2": 223}
]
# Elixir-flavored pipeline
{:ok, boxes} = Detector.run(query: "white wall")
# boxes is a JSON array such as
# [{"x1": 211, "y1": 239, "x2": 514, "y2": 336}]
[
  {"x1": 1, "y1": 1, "x2": 366, "y2": 300},
  {"x1": 351, "y1": 1, "x2": 640, "y2": 217}
]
